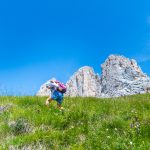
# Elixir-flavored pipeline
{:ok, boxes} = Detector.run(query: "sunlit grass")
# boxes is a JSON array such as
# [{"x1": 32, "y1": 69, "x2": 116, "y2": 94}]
[{"x1": 0, "y1": 94, "x2": 150, "y2": 149}]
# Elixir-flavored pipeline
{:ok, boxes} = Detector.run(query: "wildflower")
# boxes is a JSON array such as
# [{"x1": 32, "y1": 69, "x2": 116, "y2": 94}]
[
  {"x1": 130, "y1": 141, "x2": 133, "y2": 145},
  {"x1": 135, "y1": 122, "x2": 140, "y2": 128},
  {"x1": 79, "y1": 134, "x2": 86, "y2": 142},
  {"x1": 115, "y1": 128, "x2": 117, "y2": 131},
  {"x1": 107, "y1": 136, "x2": 110, "y2": 139},
  {"x1": 131, "y1": 110, "x2": 134, "y2": 113},
  {"x1": 130, "y1": 123, "x2": 134, "y2": 128},
  {"x1": 70, "y1": 125, "x2": 74, "y2": 129}
]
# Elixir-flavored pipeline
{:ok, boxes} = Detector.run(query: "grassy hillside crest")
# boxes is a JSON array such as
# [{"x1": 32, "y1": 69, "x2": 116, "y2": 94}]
[{"x1": 0, "y1": 95, "x2": 150, "y2": 150}]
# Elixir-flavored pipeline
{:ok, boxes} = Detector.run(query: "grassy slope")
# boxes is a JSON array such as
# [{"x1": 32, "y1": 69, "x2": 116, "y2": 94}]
[{"x1": 0, "y1": 94, "x2": 150, "y2": 150}]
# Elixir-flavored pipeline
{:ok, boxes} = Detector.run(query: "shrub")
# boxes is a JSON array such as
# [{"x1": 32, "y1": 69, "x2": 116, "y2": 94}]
[{"x1": 10, "y1": 118, "x2": 31, "y2": 135}]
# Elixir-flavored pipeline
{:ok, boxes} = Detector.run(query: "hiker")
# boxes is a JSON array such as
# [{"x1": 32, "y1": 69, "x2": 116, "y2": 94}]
[{"x1": 45, "y1": 79, "x2": 66, "y2": 110}]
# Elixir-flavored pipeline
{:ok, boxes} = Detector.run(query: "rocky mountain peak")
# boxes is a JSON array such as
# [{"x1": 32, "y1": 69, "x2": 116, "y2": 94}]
[
  {"x1": 66, "y1": 66, "x2": 101, "y2": 97},
  {"x1": 100, "y1": 55, "x2": 150, "y2": 97},
  {"x1": 102, "y1": 55, "x2": 146, "y2": 77}
]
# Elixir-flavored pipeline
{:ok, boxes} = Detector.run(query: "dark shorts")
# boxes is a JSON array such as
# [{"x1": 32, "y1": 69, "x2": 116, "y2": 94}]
[{"x1": 51, "y1": 90, "x2": 64, "y2": 104}]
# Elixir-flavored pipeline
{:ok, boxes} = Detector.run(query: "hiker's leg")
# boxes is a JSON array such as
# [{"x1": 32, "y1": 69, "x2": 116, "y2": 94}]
[
  {"x1": 57, "y1": 103, "x2": 62, "y2": 109},
  {"x1": 54, "y1": 91, "x2": 63, "y2": 109},
  {"x1": 45, "y1": 97, "x2": 53, "y2": 106},
  {"x1": 57, "y1": 98, "x2": 63, "y2": 109}
]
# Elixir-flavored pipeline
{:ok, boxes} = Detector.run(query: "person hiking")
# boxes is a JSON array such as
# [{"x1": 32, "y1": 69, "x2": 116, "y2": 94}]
[{"x1": 45, "y1": 79, "x2": 66, "y2": 110}]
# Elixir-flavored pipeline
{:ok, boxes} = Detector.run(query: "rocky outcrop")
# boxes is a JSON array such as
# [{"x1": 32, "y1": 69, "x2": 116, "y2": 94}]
[
  {"x1": 100, "y1": 55, "x2": 150, "y2": 97},
  {"x1": 36, "y1": 81, "x2": 50, "y2": 96},
  {"x1": 36, "y1": 55, "x2": 150, "y2": 98},
  {"x1": 66, "y1": 66, "x2": 101, "y2": 97}
]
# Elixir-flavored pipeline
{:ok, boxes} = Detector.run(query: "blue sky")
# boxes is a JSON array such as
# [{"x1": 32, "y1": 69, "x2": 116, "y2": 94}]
[{"x1": 0, "y1": 0, "x2": 150, "y2": 95}]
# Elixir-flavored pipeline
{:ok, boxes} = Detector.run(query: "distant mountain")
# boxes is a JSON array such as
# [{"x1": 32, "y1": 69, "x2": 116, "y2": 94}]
[
  {"x1": 65, "y1": 66, "x2": 101, "y2": 97},
  {"x1": 36, "y1": 55, "x2": 150, "y2": 98},
  {"x1": 100, "y1": 55, "x2": 150, "y2": 97}
]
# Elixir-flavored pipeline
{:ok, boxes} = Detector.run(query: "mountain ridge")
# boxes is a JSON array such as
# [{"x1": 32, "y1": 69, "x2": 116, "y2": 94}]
[{"x1": 36, "y1": 55, "x2": 150, "y2": 97}]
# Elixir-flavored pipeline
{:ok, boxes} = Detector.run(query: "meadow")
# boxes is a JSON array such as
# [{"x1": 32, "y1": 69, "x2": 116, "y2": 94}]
[{"x1": 0, "y1": 94, "x2": 150, "y2": 150}]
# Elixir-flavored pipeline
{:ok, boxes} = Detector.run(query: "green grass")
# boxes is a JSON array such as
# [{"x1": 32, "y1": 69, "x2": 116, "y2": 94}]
[{"x1": 0, "y1": 94, "x2": 150, "y2": 150}]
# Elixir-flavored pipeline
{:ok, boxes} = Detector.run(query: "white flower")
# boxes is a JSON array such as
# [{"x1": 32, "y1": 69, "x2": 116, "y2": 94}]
[
  {"x1": 107, "y1": 136, "x2": 110, "y2": 139},
  {"x1": 70, "y1": 125, "x2": 74, "y2": 129},
  {"x1": 130, "y1": 141, "x2": 133, "y2": 145}
]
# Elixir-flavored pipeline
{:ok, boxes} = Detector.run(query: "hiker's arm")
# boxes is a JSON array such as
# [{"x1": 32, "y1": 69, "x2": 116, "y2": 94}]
[
  {"x1": 46, "y1": 86, "x2": 51, "y2": 89},
  {"x1": 46, "y1": 83, "x2": 51, "y2": 89},
  {"x1": 52, "y1": 82, "x2": 62, "y2": 91},
  {"x1": 51, "y1": 82, "x2": 59, "y2": 88},
  {"x1": 46, "y1": 82, "x2": 58, "y2": 89}
]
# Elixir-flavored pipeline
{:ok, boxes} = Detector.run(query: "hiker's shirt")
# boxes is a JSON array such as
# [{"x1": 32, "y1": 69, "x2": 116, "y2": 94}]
[{"x1": 46, "y1": 82, "x2": 59, "y2": 95}]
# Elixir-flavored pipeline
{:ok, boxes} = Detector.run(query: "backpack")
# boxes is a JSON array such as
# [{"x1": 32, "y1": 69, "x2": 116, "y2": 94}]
[{"x1": 55, "y1": 81, "x2": 67, "y2": 93}]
